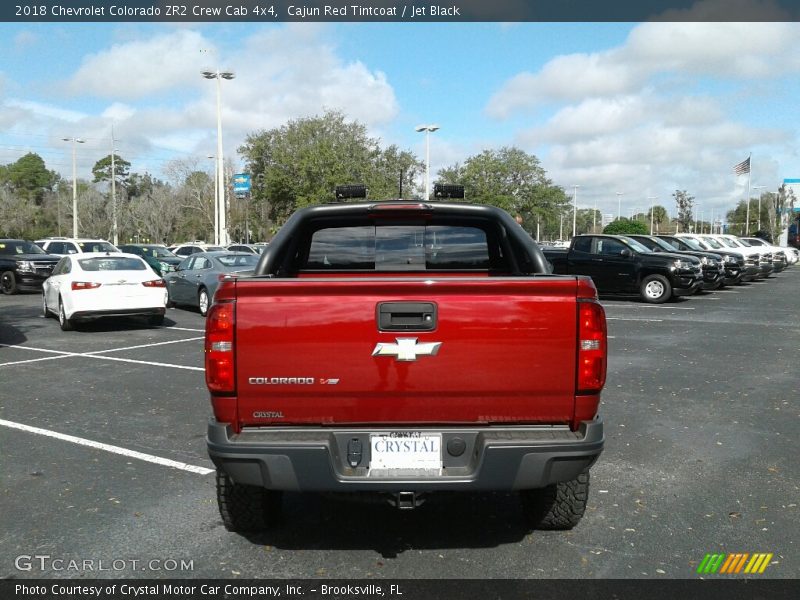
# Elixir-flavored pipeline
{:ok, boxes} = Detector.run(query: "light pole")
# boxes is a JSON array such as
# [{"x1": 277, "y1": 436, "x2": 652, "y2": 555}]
[
  {"x1": 647, "y1": 196, "x2": 657, "y2": 234},
  {"x1": 593, "y1": 195, "x2": 598, "y2": 233},
  {"x1": 62, "y1": 137, "x2": 85, "y2": 238},
  {"x1": 415, "y1": 124, "x2": 439, "y2": 200},
  {"x1": 752, "y1": 185, "x2": 766, "y2": 231},
  {"x1": 208, "y1": 155, "x2": 218, "y2": 244},
  {"x1": 202, "y1": 69, "x2": 235, "y2": 246},
  {"x1": 572, "y1": 185, "x2": 580, "y2": 238},
  {"x1": 616, "y1": 191, "x2": 624, "y2": 221},
  {"x1": 109, "y1": 125, "x2": 120, "y2": 245}
]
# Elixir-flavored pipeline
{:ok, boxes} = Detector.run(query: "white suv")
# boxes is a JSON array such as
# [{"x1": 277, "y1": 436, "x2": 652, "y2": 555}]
[{"x1": 36, "y1": 238, "x2": 120, "y2": 256}]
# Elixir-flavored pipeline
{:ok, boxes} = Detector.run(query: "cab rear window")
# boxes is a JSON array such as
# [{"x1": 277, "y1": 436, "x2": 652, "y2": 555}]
[{"x1": 303, "y1": 225, "x2": 492, "y2": 271}]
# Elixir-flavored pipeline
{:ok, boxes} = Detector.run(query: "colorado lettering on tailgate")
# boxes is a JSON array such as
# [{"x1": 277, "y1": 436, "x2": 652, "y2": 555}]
[{"x1": 248, "y1": 377, "x2": 315, "y2": 385}]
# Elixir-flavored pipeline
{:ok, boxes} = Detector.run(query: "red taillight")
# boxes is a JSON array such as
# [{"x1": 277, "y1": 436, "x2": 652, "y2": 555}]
[
  {"x1": 142, "y1": 279, "x2": 166, "y2": 287},
  {"x1": 71, "y1": 281, "x2": 101, "y2": 290},
  {"x1": 577, "y1": 299, "x2": 607, "y2": 394},
  {"x1": 205, "y1": 300, "x2": 235, "y2": 394}
]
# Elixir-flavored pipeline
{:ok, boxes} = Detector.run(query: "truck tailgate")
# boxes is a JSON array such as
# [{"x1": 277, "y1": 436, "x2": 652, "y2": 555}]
[{"x1": 233, "y1": 277, "x2": 579, "y2": 426}]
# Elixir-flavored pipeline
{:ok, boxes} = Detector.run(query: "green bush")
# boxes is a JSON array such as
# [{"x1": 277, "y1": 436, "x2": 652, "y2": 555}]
[{"x1": 603, "y1": 218, "x2": 649, "y2": 235}]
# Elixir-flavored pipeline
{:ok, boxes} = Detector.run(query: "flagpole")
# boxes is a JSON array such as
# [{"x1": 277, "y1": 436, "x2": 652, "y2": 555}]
[{"x1": 745, "y1": 152, "x2": 752, "y2": 235}]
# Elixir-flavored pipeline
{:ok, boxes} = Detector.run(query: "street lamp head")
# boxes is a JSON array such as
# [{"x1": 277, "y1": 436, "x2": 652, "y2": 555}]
[
  {"x1": 220, "y1": 72, "x2": 235, "y2": 80},
  {"x1": 415, "y1": 125, "x2": 440, "y2": 132},
  {"x1": 201, "y1": 70, "x2": 217, "y2": 79}
]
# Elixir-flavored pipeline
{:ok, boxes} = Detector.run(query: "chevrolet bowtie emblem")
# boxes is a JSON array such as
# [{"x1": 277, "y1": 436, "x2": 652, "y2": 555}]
[{"x1": 372, "y1": 337, "x2": 442, "y2": 361}]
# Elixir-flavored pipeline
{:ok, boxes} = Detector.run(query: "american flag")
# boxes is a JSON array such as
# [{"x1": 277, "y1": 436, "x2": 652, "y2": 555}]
[{"x1": 733, "y1": 157, "x2": 750, "y2": 175}]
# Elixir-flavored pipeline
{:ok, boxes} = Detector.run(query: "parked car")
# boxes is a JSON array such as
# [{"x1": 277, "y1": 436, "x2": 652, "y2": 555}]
[
  {"x1": 707, "y1": 235, "x2": 774, "y2": 278},
  {"x1": 542, "y1": 234, "x2": 702, "y2": 303},
  {"x1": 738, "y1": 237, "x2": 789, "y2": 272},
  {"x1": 118, "y1": 244, "x2": 182, "y2": 275},
  {"x1": 226, "y1": 243, "x2": 269, "y2": 255},
  {"x1": 657, "y1": 235, "x2": 744, "y2": 285},
  {"x1": 628, "y1": 234, "x2": 725, "y2": 291},
  {"x1": 675, "y1": 234, "x2": 760, "y2": 282},
  {"x1": 168, "y1": 242, "x2": 226, "y2": 257},
  {"x1": 0, "y1": 239, "x2": 61, "y2": 294},
  {"x1": 42, "y1": 253, "x2": 168, "y2": 331},
  {"x1": 784, "y1": 246, "x2": 799, "y2": 265},
  {"x1": 164, "y1": 251, "x2": 259, "y2": 316},
  {"x1": 35, "y1": 237, "x2": 120, "y2": 256}
]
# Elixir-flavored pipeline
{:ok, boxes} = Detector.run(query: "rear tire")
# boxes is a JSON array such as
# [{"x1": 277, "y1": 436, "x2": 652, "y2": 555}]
[
  {"x1": 521, "y1": 469, "x2": 590, "y2": 530},
  {"x1": 1, "y1": 271, "x2": 17, "y2": 295},
  {"x1": 216, "y1": 469, "x2": 282, "y2": 532},
  {"x1": 42, "y1": 292, "x2": 49, "y2": 318},
  {"x1": 640, "y1": 274, "x2": 671, "y2": 304},
  {"x1": 198, "y1": 287, "x2": 210, "y2": 317},
  {"x1": 149, "y1": 314, "x2": 165, "y2": 326},
  {"x1": 58, "y1": 297, "x2": 73, "y2": 331}
]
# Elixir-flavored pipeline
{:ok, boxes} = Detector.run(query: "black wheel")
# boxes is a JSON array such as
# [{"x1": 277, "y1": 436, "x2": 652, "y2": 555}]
[
  {"x1": 42, "y1": 292, "x2": 50, "y2": 318},
  {"x1": 58, "y1": 297, "x2": 73, "y2": 331},
  {"x1": 640, "y1": 274, "x2": 671, "y2": 304},
  {"x1": 198, "y1": 287, "x2": 210, "y2": 317},
  {"x1": 149, "y1": 314, "x2": 165, "y2": 326},
  {"x1": 521, "y1": 469, "x2": 590, "y2": 530},
  {"x1": 1, "y1": 271, "x2": 17, "y2": 295},
  {"x1": 216, "y1": 469, "x2": 282, "y2": 532}
]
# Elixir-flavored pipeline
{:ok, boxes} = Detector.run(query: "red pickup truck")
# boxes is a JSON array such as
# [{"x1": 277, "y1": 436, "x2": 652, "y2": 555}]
[{"x1": 205, "y1": 200, "x2": 607, "y2": 532}]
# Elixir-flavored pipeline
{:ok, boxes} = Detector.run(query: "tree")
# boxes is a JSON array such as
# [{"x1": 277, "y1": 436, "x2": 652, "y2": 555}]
[
  {"x1": 673, "y1": 190, "x2": 694, "y2": 232},
  {"x1": 647, "y1": 205, "x2": 669, "y2": 233},
  {"x1": 575, "y1": 208, "x2": 602, "y2": 235},
  {"x1": 603, "y1": 218, "x2": 649, "y2": 235},
  {"x1": 92, "y1": 154, "x2": 132, "y2": 186},
  {"x1": 436, "y1": 147, "x2": 569, "y2": 239},
  {"x1": 4, "y1": 152, "x2": 60, "y2": 205},
  {"x1": 239, "y1": 110, "x2": 421, "y2": 226}
]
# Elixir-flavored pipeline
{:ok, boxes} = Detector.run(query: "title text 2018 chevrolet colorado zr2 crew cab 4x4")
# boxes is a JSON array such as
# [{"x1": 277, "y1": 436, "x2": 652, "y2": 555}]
[
  {"x1": 205, "y1": 191, "x2": 607, "y2": 532},
  {"x1": 542, "y1": 234, "x2": 702, "y2": 303}
]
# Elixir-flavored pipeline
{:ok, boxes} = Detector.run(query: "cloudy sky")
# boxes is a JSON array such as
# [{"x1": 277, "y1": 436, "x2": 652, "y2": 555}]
[{"x1": 1, "y1": 13, "x2": 799, "y2": 221}]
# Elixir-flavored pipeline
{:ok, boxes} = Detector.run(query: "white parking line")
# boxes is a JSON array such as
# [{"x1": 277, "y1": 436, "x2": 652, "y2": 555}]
[
  {"x1": 606, "y1": 317, "x2": 664, "y2": 322},
  {"x1": 0, "y1": 419, "x2": 214, "y2": 475},
  {"x1": 601, "y1": 304, "x2": 695, "y2": 310},
  {"x1": 0, "y1": 342, "x2": 204, "y2": 371},
  {"x1": 86, "y1": 337, "x2": 204, "y2": 355},
  {"x1": 163, "y1": 326, "x2": 206, "y2": 332}
]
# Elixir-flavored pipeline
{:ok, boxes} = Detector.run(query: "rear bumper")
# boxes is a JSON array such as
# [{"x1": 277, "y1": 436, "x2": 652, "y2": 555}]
[
  {"x1": 70, "y1": 307, "x2": 165, "y2": 321},
  {"x1": 207, "y1": 418, "x2": 604, "y2": 492}
]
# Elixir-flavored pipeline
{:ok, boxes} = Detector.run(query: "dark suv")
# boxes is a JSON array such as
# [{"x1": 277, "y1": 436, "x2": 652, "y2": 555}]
[{"x1": 0, "y1": 239, "x2": 61, "y2": 294}]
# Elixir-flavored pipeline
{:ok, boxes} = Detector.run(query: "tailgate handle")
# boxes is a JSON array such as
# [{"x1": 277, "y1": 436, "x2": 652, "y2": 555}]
[{"x1": 377, "y1": 302, "x2": 437, "y2": 331}]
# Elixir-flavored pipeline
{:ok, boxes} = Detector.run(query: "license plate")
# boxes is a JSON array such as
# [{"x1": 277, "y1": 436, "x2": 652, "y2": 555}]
[{"x1": 370, "y1": 433, "x2": 442, "y2": 470}]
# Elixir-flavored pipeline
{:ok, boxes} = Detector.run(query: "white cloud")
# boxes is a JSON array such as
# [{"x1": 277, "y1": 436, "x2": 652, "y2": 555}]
[
  {"x1": 6, "y1": 99, "x2": 87, "y2": 123},
  {"x1": 101, "y1": 103, "x2": 136, "y2": 121},
  {"x1": 66, "y1": 30, "x2": 212, "y2": 99},
  {"x1": 487, "y1": 21, "x2": 800, "y2": 118},
  {"x1": 486, "y1": 20, "x2": 800, "y2": 217}
]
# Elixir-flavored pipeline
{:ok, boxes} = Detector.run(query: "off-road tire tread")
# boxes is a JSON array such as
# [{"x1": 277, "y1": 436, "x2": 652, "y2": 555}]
[
  {"x1": 216, "y1": 470, "x2": 281, "y2": 532},
  {"x1": 522, "y1": 470, "x2": 590, "y2": 530}
]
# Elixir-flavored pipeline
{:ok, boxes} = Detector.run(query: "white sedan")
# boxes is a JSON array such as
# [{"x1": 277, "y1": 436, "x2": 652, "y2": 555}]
[{"x1": 42, "y1": 253, "x2": 168, "y2": 331}]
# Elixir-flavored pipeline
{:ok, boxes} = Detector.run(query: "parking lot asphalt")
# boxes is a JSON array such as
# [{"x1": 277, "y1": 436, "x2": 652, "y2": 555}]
[{"x1": 1, "y1": 271, "x2": 798, "y2": 579}]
